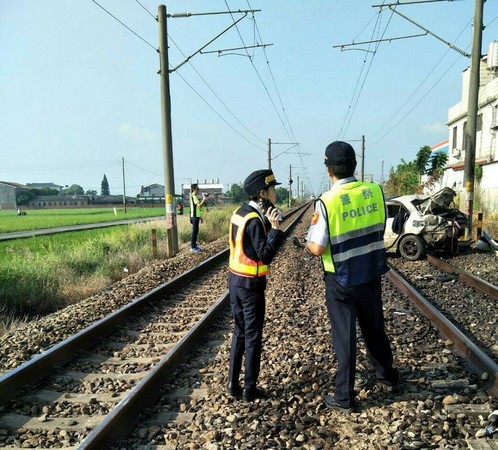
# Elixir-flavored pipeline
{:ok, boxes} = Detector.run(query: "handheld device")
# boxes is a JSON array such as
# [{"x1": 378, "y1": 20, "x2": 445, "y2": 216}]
[{"x1": 260, "y1": 198, "x2": 275, "y2": 214}]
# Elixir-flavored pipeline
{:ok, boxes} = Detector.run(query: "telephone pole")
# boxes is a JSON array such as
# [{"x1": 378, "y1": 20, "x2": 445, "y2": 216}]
[
  {"x1": 288, "y1": 165, "x2": 293, "y2": 208},
  {"x1": 464, "y1": 0, "x2": 484, "y2": 240},
  {"x1": 121, "y1": 156, "x2": 127, "y2": 214},
  {"x1": 361, "y1": 135, "x2": 365, "y2": 182},
  {"x1": 267, "y1": 139, "x2": 301, "y2": 169},
  {"x1": 268, "y1": 138, "x2": 272, "y2": 169},
  {"x1": 158, "y1": 5, "x2": 178, "y2": 256}
]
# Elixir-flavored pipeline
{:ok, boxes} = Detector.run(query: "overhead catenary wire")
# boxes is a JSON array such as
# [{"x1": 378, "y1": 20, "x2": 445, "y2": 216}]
[
  {"x1": 371, "y1": 41, "x2": 471, "y2": 147},
  {"x1": 91, "y1": 0, "x2": 157, "y2": 52},
  {"x1": 338, "y1": 3, "x2": 396, "y2": 140},
  {"x1": 245, "y1": 0, "x2": 314, "y2": 196},
  {"x1": 371, "y1": 17, "x2": 472, "y2": 142},
  {"x1": 134, "y1": 0, "x2": 156, "y2": 21},
  {"x1": 167, "y1": 35, "x2": 267, "y2": 145},
  {"x1": 172, "y1": 70, "x2": 266, "y2": 153},
  {"x1": 224, "y1": 0, "x2": 294, "y2": 144}
]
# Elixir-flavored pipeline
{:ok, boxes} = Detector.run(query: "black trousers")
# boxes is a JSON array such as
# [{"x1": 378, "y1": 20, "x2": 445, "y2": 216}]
[
  {"x1": 228, "y1": 284, "x2": 266, "y2": 390},
  {"x1": 324, "y1": 274, "x2": 398, "y2": 407},
  {"x1": 190, "y1": 217, "x2": 200, "y2": 248}
]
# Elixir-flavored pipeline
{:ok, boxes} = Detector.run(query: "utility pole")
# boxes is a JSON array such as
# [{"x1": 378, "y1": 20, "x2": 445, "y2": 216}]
[
  {"x1": 121, "y1": 156, "x2": 127, "y2": 213},
  {"x1": 288, "y1": 164, "x2": 293, "y2": 208},
  {"x1": 158, "y1": 5, "x2": 178, "y2": 256},
  {"x1": 267, "y1": 139, "x2": 302, "y2": 169},
  {"x1": 361, "y1": 135, "x2": 365, "y2": 182},
  {"x1": 381, "y1": 159, "x2": 385, "y2": 185},
  {"x1": 268, "y1": 138, "x2": 272, "y2": 170},
  {"x1": 297, "y1": 175, "x2": 300, "y2": 200},
  {"x1": 464, "y1": 0, "x2": 484, "y2": 240}
]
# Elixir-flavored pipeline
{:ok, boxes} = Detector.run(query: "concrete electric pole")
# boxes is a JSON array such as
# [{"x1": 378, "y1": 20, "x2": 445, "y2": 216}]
[
  {"x1": 158, "y1": 5, "x2": 178, "y2": 257},
  {"x1": 464, "y1": 0, "x2": 484, "y2": 240}
]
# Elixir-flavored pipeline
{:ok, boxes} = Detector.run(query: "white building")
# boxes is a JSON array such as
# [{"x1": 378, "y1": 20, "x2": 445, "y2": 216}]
[{"x1": 441, "y1": 41, "x2": 498, "y2": 212}]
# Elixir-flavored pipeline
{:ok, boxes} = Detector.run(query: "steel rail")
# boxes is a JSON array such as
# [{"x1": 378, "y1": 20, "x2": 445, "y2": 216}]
[
  {"x1": 427, "y1": 254, "x2": 498, "y2": 301},
  {"x1": 386, "y1": 266, "x2": 498, "y2": 398},
  {"x1": 0, "y1": 250, "x2": 228, "y2": 405}
]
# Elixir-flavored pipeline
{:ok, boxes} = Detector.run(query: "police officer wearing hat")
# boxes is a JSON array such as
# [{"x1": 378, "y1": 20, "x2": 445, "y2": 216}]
[
  {"x1": 306, "y1": 141, "x2": 399, "y2": 413},
  {"x1": 227, "y1": 169, "x2": 284, "y2": 402}
]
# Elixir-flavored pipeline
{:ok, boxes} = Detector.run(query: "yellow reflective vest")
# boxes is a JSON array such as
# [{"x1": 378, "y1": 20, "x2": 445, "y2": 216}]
[
  {"x1": 319, "y1": 181, "x2": 388, "y2": 286},
  {"x1": 229, "y1": 209, "x2": 269, "y2": 278},
  {"x1": 190, "y1": 193, "x2": 201, "y2": 218}
]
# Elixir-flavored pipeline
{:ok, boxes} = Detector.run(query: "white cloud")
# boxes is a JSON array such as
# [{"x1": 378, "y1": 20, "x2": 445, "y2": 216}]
[{"x1": 117, "y1": 123, "x2": 156, "y2": 143}]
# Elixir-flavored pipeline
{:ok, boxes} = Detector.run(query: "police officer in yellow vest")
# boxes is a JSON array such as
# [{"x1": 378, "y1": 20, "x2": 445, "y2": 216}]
[
  {"x1": 306, "y1": 141, "x2": 399, "y2": 413},
  {"x1": 227, "y1": 169, "x2": 284, "y2": 402}
]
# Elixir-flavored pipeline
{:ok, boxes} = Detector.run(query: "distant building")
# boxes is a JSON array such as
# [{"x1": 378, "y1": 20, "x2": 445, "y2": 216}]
[
  {"x1": 181, "y1": 180, "x2": 226, "y2": 206},
  {"x1": 140, "y1": 184, "x2": 165, "y2": 198},
  {"x1": 26, "y1": 182, "x2": 64, "y2": 192},
  {"x1": 28, "y1": 194, "x2": 136, "y2": 208},
  {"x1": 29, "y1": 195, "x2": 90, "y2": 208},
  {"x1": 0, "y1": 181, "x2": 29, "y2": 210},
  {"x1": 442, "y1": 41, "x2": 498, "y2": 212}
]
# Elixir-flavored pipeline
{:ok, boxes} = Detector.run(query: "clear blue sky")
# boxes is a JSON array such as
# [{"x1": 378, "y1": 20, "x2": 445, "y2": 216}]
[{"x1": 1, "y1": 0, "x2": 496, "y2": 197}]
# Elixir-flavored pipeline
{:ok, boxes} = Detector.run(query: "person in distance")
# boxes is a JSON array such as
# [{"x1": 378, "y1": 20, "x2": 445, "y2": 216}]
[
  {"x1": 189, "y1": 183, "x2": 206, "y2": 252},
  {"x1": 306, "y1": 141, "x2": 399, "y2": 413},
  {"x1": 227, "y1": 169, "x2": 284, "y2": 402}
]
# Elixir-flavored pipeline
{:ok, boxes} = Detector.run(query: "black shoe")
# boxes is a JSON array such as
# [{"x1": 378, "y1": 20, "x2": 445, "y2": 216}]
[
  {"x1": 377, "y1": 378, "x2": 401, "y2": 393},
  {"x1": 227, "y1": 382, "x2": 242, "y2": 398},
  {"x1": 324, "y1": 395, "x2": 356, "y2": 413},
  {"x1": 377, "y1": 373, "x2": 401, "y2": 393},
  {"x1": 242, "y1": 386, "x2": 267, "y2": 402}
]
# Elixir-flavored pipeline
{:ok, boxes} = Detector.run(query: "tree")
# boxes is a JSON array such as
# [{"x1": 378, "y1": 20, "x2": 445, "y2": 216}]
[
  {"x1": 62, "y1": 184, "x2": 84, "y2": 195},
  {"x1": 384, "y1": 159, "x2": 420, "y2": 197},
  {"x1": 384, "y1": 144, "x2": 450, "y2": 197},
  {"x1": 226, "y1": 183, "x2": 246, "y2": 203},
  {"x1": 415, "y1": 145, "x2": 432, "y2": 182},
  {"x1": 16, "y1": 190, "x2": 37, "y2": 206},
  {"x1": 85, "y1": 190, "x2": 97, "y2": 196},
  {"x1": 275, "y1": 187, "x2": 289, "y2": 205},
  {"x1": 101, "y1": 174, "x2": 110, "y2": 196}
]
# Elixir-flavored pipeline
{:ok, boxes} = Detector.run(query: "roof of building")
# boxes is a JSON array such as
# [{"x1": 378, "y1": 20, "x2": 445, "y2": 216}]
[
  {"x1": 26, "y1": 182, "x2": 64, "y2": 189},
  {"x1": 0, "y1": 181, "x2": 29, "y2": 189}
]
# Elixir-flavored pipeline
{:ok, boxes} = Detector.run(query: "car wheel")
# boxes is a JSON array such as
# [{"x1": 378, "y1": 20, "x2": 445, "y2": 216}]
[{"x1": 398, "y1": 235, "x2": 426, "y2": 261}]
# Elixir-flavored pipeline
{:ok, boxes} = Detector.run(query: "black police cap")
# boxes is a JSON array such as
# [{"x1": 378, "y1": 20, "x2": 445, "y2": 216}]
[
  {"x1": 324, "y1": 141, "x2": 356, "y2": 166},
  {"x1": 243, "y1": 169, "x2": 281, "y2": 196}
]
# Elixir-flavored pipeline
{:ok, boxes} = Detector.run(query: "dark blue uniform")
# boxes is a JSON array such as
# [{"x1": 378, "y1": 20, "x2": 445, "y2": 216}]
[{"x1": 228, "y1": 203, "x2": 284, "y2": 391}]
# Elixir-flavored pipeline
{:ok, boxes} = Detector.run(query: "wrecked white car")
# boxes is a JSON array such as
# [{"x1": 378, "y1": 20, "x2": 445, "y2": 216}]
[{"x1": 384, "y1": 187, "x2": 467, "y2": 261}]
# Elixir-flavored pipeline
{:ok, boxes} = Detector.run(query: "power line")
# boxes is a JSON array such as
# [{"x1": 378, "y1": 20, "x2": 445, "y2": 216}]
[
  {"x1": 91, "y1": 0, "x2": 157, "y2": 51},
  {"x1": 225, "y1": 0, "x2": 293, "y2": 142},
  {"x1": 168, "y1": 35, "x2": 266, "y2": 145},
  {"x1": 172, "y1": 70, "x2": 266, "y2": 152},
  {"x1": 371, "y1": 43, "x2": 470, "y2": 146},
  {"x1": 339, "y1": 3, "x2": 396, "y2": 139},
  {"x1": 123, "y1": 158, "x2": 163, "y2": 177},
  {"x1": 246, "y1": 1, "x2": 314, "y2": 195},
  {"x1": 372, "y1": 17, "x2": 472, "y2": 140},
  {"x1": 134, "y1": 0, "x2": 156, "y2": 21}
]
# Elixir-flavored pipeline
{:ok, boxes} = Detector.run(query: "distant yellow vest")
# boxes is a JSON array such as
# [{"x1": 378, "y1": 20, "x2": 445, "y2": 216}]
[
  {"x1": 229, "y1": 210, "x2": 269, "y2": 278},
  {"x1": 320, "y1": 181, "x2": 388, "y2": 286},
  {"x1": 190, "y1": 194, "x2": 202, "y2": 218}
]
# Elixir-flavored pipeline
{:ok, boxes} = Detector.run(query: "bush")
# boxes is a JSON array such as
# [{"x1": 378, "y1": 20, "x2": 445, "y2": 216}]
[{"x1": 0, "y1": 260, "x2": 63, "y2": 317}]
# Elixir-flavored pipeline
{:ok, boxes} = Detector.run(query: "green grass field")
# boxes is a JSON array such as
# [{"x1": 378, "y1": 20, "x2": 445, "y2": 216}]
[
  {"x1": 0, "y1": 207, "x2": 166, "y2": 233},
  {"x1": 0, "y1": 206, "x2": 232, "y2": 327}
]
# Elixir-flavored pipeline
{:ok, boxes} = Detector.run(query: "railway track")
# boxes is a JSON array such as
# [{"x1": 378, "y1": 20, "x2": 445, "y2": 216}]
[
  {"x1": 0, "y1": 205, "x2": 309, "y2": 449},
  {"x1": 388, "y1": 254, "x2": 498, "y2": 390},
  {"x1": 1, "y1": 206, "x2": 497, "y2": 449}
]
